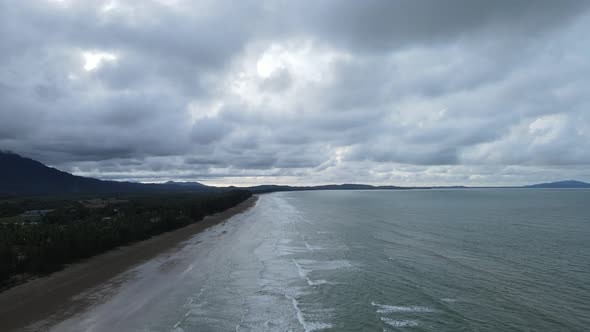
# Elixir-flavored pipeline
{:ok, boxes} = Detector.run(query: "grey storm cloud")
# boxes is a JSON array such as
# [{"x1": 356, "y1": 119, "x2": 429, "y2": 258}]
[{"x1": 1, "y1": 0, "x2": 590, "y2": 186}]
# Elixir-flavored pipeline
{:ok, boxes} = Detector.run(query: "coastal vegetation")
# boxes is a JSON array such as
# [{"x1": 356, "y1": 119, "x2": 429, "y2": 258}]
[{"x1": 0, "y1": 190, "x2": 252, "y2": 290}]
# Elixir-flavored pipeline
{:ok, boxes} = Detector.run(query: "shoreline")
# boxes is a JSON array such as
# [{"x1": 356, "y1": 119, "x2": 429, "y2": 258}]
[{"x1": 0, "y1": 195, "x2": 258, "y2": 332}]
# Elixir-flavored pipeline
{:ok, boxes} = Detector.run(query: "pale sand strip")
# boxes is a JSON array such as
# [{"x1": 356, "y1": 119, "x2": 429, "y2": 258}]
[{"x1": 0, "y1": 196, "x2": 258, "y2": 332}]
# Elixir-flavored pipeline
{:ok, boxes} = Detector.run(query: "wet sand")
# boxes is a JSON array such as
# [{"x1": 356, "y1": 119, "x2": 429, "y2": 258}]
[{"x1": 0, "y1": 196, "x2": 258, "y2": 332}]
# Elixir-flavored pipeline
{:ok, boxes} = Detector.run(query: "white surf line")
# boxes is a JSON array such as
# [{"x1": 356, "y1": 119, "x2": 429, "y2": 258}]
[
  {"x1": 235, "y1": 293, "x2": 248, "y2": 332},
  {"x1": 172, "y1": 306, "x2": 194, "y2": 329},
  {"x1": 181, "y1": 263, "x2": 194, "y2": 276},
  {"x1": 292, "y1": 259, "x2": 307, "y2": 278},
  {"x1": 292, "y1": 259, "x2": 324, "y2": 287},
  {"x1": 371, "y1": 301, "x2": 436, "y2": 313},
  {"x1": 291, "y1": 297, "x2": 307, "y2": 331},
  {"x1": 371, "y1": 301, "x2": 438, "y2": 330},
  {"x1": 371, "y1": 301, "x2": 435, "y2": 330},
  {"x1": 293, "y1": 259, "x2": 346, "y2": 286},
  {"x1": 171, "y1": 288, "x2": 205, "y2": 330},
  {"x1": 441, "y1": 298, "x2": 457, "y2": 303},
  {"x1": 380, "y1": 317, "x2": 419, "y2": 328},
  {"x1": 292, "y1": 259, "x2": 312, "y2": 286},
  {"x1": 305, "y1": 242, "x2": 328, "y2": 251},
  {"x1": 289, "y1": 297, "x2": 333, "y2": 332},
  {"x1": 288, "y1": 260, "x2": 333, "y2": 331}
]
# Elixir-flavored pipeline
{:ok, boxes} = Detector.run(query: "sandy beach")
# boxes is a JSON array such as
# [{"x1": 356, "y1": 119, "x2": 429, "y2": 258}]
[{"x1": 0, "y1": 196, "x2": 258, "y2": 332}]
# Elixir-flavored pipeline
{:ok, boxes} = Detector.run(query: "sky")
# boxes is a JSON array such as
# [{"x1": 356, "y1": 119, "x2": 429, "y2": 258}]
[{"x1": 1, "y1": 0, "x2": 590, "y2": 186}]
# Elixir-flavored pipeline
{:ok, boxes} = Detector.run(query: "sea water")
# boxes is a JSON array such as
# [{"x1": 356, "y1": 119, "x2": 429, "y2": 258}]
[{"x1": 49, "y1": 189, "x2": 590, "y2": 331}]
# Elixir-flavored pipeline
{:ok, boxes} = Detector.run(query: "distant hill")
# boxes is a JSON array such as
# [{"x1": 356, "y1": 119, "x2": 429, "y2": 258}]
[
  {"x1": 0, "y1": 151, "x2": 212, "y2": 194},
  {"x1": 4, "y1": 150, "x2": 587, "y2": 195},
  {"x1": 0, "y1": 151, "x2": 416, "y2": 195},
  {"x1": 245, "y1": 183, "x2": 416, "y2": 193},
  {"x1": 524, "y1": 180, "x2": 590, "y2": 188},
  {"x1": 161, "y1": 181, "x2": 208, "y2": 188}
]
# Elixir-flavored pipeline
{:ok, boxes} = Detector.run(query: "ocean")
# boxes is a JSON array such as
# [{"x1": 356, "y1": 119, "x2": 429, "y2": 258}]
[{"x1": 49, "y1": 189, "x2": 590, "y2": 331}]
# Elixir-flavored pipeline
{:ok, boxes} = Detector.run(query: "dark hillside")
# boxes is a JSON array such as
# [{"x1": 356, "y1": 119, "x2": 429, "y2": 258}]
[{"x1": 0, "y1": 152, "x2": 211, "y2": 194}]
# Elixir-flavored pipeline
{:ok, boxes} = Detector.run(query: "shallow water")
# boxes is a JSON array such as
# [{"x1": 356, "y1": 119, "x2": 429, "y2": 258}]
[{"x1": 48, "y1": 189, "x2": 590, "y2": 331}]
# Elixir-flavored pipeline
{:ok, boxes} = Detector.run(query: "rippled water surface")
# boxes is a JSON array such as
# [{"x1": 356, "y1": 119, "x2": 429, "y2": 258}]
[{"x1": 50, "y1": 190, "x2": 590, "y2": 331}]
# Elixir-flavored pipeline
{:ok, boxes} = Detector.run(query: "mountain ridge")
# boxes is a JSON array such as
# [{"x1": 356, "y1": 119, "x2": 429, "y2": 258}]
[
  {"x1": 0, "y1": 151, "x2": 212, "y2": 194},
  {"x1": 1, "y1": 151, "x2": 588, "y2": 194},
  {"x1": 523, "y1": 180, "x2": 590, "y2": 188}
]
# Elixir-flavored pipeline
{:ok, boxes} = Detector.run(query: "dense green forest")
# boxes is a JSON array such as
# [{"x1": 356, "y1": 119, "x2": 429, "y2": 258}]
[{"x1": 0, "y1": 190, "x2": 252, "y2": 289}]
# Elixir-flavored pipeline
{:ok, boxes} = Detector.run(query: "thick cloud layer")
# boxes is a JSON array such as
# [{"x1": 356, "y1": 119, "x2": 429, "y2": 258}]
[{"x1": 1, "y1": 0, "x2": 589, "y2": 185}]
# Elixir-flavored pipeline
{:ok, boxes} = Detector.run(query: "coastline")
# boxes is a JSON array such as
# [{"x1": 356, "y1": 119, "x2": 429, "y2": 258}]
[{"x1": 0, "y1": 195, "x2": 258, "y2": 332}]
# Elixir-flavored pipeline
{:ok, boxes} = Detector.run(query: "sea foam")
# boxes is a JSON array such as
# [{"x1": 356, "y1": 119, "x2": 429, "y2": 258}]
[
  {"x1": 380, "y1": 317, "x2": 419, "y2": 327},
  {"x1": 371, "y1": 302, "x2": 435, "y2": 313},
  {"x1": 291, "y1": 298, "x2": 333, "y2": 332}
]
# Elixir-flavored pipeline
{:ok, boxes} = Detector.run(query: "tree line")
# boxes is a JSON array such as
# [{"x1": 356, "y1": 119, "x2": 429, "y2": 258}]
[{"x1": 0, "y1": 190, "x2": 252, "y2": 290}]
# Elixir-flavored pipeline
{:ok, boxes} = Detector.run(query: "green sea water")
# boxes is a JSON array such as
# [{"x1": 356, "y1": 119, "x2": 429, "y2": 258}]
[
  {"x1": 280, "y1": 189, "x2": 590, "y2": 331},
  {"x1": 50, "y1": 189, "x2": 590, "y2": 331}
]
